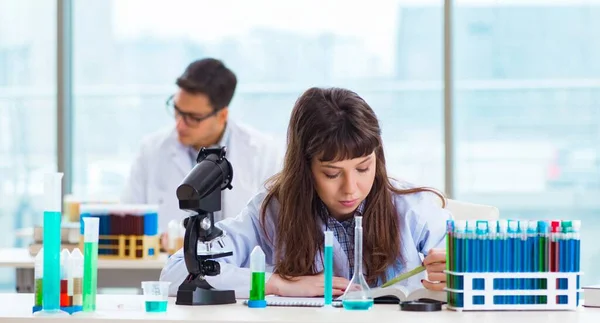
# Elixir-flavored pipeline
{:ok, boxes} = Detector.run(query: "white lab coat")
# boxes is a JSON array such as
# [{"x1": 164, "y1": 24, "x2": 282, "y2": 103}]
[
  {"x1": 121, "y1": 120, "x2": 283, "y2": 231},
  {"x1": 159, "y1": 181, "x2": 451, "y2": 298}
]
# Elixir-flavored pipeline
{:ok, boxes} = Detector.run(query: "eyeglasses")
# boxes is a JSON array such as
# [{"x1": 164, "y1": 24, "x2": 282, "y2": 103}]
[{"x1": 165, "y1": 95, "x2": 218, "y2": 128}]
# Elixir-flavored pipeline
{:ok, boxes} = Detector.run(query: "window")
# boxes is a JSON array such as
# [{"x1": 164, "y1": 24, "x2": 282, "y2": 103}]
[
  {"x1": 0, "y1": 0, "x2": 56, "y2": 289},
  {"x1": 71, "y1": 0, "x2": 445, "y2": 200},
  {"x1": 453, "y1": 1, "x2": 600, "y2": 286}
]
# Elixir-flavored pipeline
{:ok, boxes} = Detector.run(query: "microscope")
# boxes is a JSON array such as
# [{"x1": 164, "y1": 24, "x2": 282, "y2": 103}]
[{"x1": 174, "y1": 146, "x2": 237, "y2": 306}]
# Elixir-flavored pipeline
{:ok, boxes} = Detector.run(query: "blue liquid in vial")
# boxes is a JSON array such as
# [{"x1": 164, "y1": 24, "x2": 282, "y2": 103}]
[
  {"x1": 342, "y1": 299, "x2": 373, "y2": 310},
  {"x1": 145, "y1": 301, "x2": 168, "y2": 312},
  {"x1": 324, "y1": 246, "x2": 333, "y2": 305},
  {"x1": 43, "y1": 211, "x2": 62, "y2": 311}
]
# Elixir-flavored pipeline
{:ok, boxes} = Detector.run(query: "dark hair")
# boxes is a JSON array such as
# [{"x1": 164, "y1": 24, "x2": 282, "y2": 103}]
[
  {"x1": 261, "y1": 87, "x2": 445, "y2": 285},
  {"x1": 176, "y1": 58, "x2": 237, "y2": 110}
]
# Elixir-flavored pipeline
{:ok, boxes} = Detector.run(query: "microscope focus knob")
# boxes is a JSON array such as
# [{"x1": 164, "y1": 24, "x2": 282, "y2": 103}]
[{"x1": 200, "y1": 217, "x2": 212, "y2": 230}]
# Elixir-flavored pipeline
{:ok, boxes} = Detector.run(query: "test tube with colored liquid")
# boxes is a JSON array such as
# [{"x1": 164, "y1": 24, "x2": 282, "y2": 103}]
[
  {"x1": 527, "y1": 221, "x2": 538, "y2": 304},
  {"x1": 475, "y1": 221, "x2": 487, "y2": 292},
  {"x1": 454, "y1": 220, "x2": 466, "y2": 308},
  {"x1": 33, "y1": 248, "x2": 44, "y2": 313},
  {"x1": 324, "y1": 231, "x2": 334, "y2": 307},
  {"x1": 558, "y1": 221, "x2": 571, "y2": 304},
  {"x1": 487, "y1": 221, "x2": 498, "y2": 290},
  {"x1": 517, "y1": 221, "x2": 526, "y2": 304},
  {"x1": 69, "y1": 248, "x2": 84, "y2": 313},
  {"x1": 465, "y1": 221, "x2": 476, "y2": 288},
  {"x1": 508, "y1": 220, "x2": 519, "y2": 304},
  {"x1": 60, "y1": 249, "x2": 70, "y2": 312},
  {"x1": 573, "y1": 220, "x2": 581, "y2": 306},
  {"x1": 497, "y1": 220, "x2": 508, "y2": 304},
  {"x1": 445, "y1": 220, "x2": 453, "y2": 305},
  {"x1": 537, "y1": 221, "x2": 549, "y2": 304},
  {"x1": 247, "y1": 246, "x2": 266, "y2": 308},
  {"x1": 83, "y1": 217, "x2": 99, "y2": 312}
]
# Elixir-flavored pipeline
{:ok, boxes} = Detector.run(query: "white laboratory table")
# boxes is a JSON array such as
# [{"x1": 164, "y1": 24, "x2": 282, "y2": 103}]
[
  {"x1": 0, "y1": 293, "x2": 598, "y2": 323},
  {"x1": 0, "y1": 248, "x2": 168, "y2": 292}
]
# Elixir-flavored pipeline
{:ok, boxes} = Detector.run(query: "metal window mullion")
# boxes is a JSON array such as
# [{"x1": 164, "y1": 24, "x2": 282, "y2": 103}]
[
  {"x1": 443, "y1": 0, "x2": 454, "y2": 199},
  {"x1": 57, "y1": 0, "x2": 73, "y2": 196}
]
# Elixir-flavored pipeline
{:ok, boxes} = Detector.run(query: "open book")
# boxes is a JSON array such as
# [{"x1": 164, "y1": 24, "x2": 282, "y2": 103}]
[
  {"x1": 247, "y1": 286, "x2": 446, "y2": 307},
  {"x1": 583, "y1": 285, "x2": 600, "y2": 308},
  {"x1": 342, "y1": 285, "x2": 447, "y2": 304},
  {"x1": 364, "y1": 285, "x2": 447, "y2": 303}
]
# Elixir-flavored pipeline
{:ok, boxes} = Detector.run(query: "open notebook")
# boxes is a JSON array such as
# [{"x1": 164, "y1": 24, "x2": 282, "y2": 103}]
[{"x1": 243, "y1": 286, "x2": 446, "y2": 307}]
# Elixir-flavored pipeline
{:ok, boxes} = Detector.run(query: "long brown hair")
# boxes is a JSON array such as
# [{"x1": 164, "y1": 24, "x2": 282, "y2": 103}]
[{"x1": 261, "y1": 87, "x2": 445, "y2": 285}]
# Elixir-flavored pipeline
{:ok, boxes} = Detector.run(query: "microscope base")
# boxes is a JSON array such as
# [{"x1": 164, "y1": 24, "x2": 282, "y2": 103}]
[{"x1": 175, "y1": 284, "x2": 236, "y2": 306}]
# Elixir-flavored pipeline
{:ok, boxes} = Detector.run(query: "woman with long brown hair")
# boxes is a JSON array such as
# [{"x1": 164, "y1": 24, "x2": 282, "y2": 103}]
[{"x1": 161, "y1": 87, "x2": 450, "y2": 297}]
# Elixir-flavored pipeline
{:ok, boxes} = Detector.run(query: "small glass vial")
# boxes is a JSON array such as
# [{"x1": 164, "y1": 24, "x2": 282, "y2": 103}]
[
  {"x1": 341, "y1": 216, "x2": 373, "y2": 310},
  {"x1": 247, "y1": 246, "x2": 266, "y2": 308}
]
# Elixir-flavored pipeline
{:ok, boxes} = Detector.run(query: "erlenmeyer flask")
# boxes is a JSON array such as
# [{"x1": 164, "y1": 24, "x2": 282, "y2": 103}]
[{"x1": 341, "y1": 216, "x2": 373, "y2": 310}]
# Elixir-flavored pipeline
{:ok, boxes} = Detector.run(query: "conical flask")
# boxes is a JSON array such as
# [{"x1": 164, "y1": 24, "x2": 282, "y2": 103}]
[{"x1": 341, "y1": 216, "x2": 373, "y2": 310}]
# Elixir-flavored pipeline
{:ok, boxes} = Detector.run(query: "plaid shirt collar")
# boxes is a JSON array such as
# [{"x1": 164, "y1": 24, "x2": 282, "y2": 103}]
[
  {"x1": 319, "y1": 199, "x2": 366, "y2": 279},
  {"x1": 320, "y1": 200, "x2": 366, "y2": 223}
]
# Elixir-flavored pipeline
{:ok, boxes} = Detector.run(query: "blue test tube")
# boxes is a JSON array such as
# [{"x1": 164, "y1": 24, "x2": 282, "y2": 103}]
[
  {"x1": 527, "y1": 221, "x2": 538, "y2": 304},
  {"x1": 573, "y1": 220, "x2": 581, "y2": 306},
  {"x1": 466, "y1": 221, "x2": 476, "y2": 271},
  {"x1": 508, "y1": 220, "x2": 519, "y2": 304},
  {"x1": 466, "y1": 221, "x2": 476, "y2": 295},
  {"x1": 559, "y1": 221, "x2": 571, "y2": 305},
  {"x1": 487, "y1": 220, "x2": 497, "y2": 276},
  {"x1": 477, "y1": 221, "x2": 489, "y2": 288},
  {"x1": 497, "y1": 220, "x2": 508, "y2": 304},
  {"x1": 538, "y1": 221, "x2": 550, "y2": 305},
  {"x1": 446, "y1": 220, "x2": 454, "y2": 291},
  {"x1": 519, "y1": 220, "x2": 528, "y2": 304},
  {"x1": 488, "y1": 220, "x2": 499, "y2": 289},
  {"x1": 454, "y1": 220, "x2": 466, "y2": 307}
]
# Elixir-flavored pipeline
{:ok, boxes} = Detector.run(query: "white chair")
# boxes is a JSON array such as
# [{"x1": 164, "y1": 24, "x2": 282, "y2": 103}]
[{"x1": 444, "y1": 199, "x2": 499, "y2": 221}]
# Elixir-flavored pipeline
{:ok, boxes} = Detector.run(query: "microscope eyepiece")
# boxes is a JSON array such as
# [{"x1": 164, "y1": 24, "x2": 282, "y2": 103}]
[{"x1": 177, "y1": 147, "x2": 233, "y2": 212}]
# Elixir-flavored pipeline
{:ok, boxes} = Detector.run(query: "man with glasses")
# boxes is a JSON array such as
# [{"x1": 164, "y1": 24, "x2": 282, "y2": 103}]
[{"x1": 121, "y1": 58, "x2": 282, "y2": 245}]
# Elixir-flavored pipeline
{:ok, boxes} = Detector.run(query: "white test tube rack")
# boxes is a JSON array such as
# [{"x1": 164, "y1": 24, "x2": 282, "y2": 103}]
[{"x1": 445, "y1": 271, "x2": 583, "y2": 311}]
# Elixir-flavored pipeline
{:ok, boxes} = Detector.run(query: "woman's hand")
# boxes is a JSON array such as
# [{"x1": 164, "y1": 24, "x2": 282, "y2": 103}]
[
  {"x1": 266, "y1": 273, "x2": 350, "y2": 297},
  {"x1": 422, "y1": 248, "x2": 447, "y2": 291}
]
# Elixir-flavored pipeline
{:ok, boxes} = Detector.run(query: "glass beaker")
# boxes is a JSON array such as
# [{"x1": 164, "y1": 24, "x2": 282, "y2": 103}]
[{"x1": 142, "y1": 281, "x2": 171, "y2": 312}]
